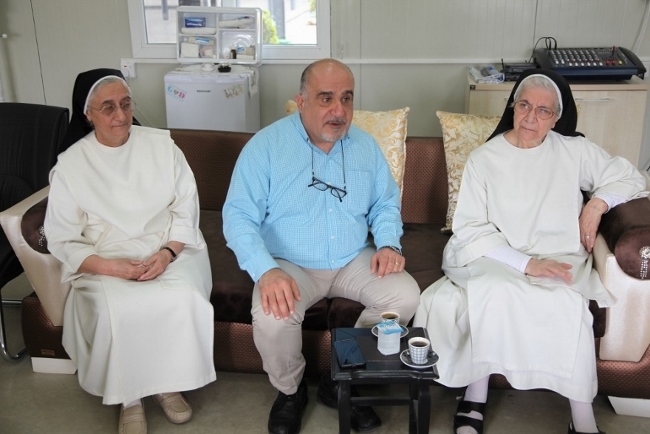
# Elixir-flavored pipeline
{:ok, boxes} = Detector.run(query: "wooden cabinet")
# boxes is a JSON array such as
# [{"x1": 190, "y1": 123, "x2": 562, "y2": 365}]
[{"x1": 465, "y1": 75, "x2": 649, "y2": 167}]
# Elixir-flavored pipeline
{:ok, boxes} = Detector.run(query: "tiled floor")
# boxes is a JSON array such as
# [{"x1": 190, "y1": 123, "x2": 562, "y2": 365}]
[{"x1": 1, "y1": 274, "x2": 648, "y2": 434}]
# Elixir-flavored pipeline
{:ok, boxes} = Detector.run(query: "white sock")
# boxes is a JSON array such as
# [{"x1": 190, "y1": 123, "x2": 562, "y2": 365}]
[
  {"x1": 570, "y1": 399, "x2": 598, "y2": 433},
  {"x1": 464, "y1": 376, "x2": 489, "y2": 403},
  {"x1": 123, "y1": 399, "x2": 142, "y2": 409},
  {"x1": 456, "y1": 376, "x2": 489, "y2": 434}
]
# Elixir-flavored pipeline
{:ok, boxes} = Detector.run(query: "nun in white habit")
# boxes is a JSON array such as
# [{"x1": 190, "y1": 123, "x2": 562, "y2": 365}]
[
  {"x1": 45, "y1": 69, "x2": 216, "y2": 434},
  {"x1": 414, "y1": 69, "x2": 647, "y2": 434}
]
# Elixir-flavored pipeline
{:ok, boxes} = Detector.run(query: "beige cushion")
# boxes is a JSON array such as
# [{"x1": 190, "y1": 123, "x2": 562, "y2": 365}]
[
  {"x1": 437, "y1": 111, "x2": 501, "y2": 234},
  {"x1": 286, "y1": 100, "x2": 409, "y2": 197}
]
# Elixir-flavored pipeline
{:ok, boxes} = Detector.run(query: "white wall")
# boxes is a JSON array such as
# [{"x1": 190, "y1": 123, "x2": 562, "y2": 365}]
[{"x1": 2, "y1": 0, "x2": 650, "y2": 168}]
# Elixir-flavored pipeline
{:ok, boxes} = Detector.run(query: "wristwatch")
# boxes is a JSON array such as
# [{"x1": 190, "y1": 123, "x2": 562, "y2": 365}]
[
  {"x1": 161, "y1": 246, "x2": 178, "y2": 262},
  {"x1": 640, "y1": 246, "x2": 650, "y2": 280},
  {"x1": 382, "y1": 245, "x2": 402, "y2": 256}
]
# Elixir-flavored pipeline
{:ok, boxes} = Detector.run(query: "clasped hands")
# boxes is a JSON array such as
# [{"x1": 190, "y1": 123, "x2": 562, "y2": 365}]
[
  {"x1": 101, "y1": 251, "x2": 170, "y2": 281},
  {"x1": 259, "y1": 247, "x2": 404, "y2": 320},
  {"x1": 79, "y1": 242, "x2": 184, "y2": 281}
]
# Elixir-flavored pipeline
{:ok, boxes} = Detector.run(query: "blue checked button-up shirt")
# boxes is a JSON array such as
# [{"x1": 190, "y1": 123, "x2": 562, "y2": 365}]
[{"x1": 222, "y1": 112, "x2": 404, "y2": 282}]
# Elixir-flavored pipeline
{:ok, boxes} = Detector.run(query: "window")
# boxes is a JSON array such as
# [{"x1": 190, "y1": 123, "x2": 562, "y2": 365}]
[{"x1": 127, "y1": 0, "x2": 330, "y2": 60}]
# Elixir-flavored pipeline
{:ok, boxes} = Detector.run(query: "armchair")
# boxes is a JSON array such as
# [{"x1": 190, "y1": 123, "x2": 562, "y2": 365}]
[{"x1": 0, "y1": 102, "x2": 68, "y2": 362}]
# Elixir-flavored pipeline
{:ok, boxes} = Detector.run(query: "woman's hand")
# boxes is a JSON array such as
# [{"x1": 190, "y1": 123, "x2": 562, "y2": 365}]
[
  {"x1": 106, "y1": 258, "x2": 151, "y2": 280},
  {"x1": 138, "y1": 242, "x2": 185, "y2": 281},
  {"x1": 79, "y1": 255, "x2": 150, "y2": 280},
  {"x1": 579, "y1": 197, "x2": 608, "y2": 253},
  {"x1": 137, "y1": 250, "x2": 171, "y2": 281},
  {"x1": 525, "y1": 258, "x2": 573, "y2": 284}
]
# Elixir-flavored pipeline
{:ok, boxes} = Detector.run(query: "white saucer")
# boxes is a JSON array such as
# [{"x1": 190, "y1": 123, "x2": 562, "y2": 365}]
[
  {"x1": 371, "y1": 325, "x2": 409, "y2": 338},
  {"x1": 399, "y1": 349, "x2": 439, "y2": 369}
]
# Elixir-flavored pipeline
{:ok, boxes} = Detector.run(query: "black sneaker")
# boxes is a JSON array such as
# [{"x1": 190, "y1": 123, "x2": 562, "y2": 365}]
[
  {"x1": 316, "y1": 374, "x2": 382, "y2": 432},
  {"x1": 268, "y1": 379, "x2": 308, "y2": 434}
]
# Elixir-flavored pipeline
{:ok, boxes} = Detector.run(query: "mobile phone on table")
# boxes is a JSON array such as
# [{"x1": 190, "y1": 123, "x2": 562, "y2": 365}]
[{"x1": 334, "y1": 338, "x2": 366, "y2": 368}]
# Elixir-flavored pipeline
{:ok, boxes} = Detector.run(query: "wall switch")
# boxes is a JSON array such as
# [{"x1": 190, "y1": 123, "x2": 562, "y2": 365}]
[{"x1": 120, "y1": 59, "x2": 136, "y2": 78}]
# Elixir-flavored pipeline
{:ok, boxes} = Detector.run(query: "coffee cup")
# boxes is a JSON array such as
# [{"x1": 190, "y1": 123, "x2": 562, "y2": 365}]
[
  {"x1": 379, "y1": 311, "x2": 400, "y2": 324},
  {"x1": 408, "y1": 337, "x2": 431, "y2": 365}
]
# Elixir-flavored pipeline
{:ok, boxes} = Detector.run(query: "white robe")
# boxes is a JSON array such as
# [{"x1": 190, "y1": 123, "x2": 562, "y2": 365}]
[
  {"x1": 45, "y1": 126, "x2": 216, "y2": 405},
  {"x1": 414, "y1": 131, "x2": 647, "y2": 402}
]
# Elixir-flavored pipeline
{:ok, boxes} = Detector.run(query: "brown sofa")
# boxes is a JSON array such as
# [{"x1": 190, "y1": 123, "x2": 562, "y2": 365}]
[{"x1": 2, "y1": 128, "x2": 650, "y2": 417}]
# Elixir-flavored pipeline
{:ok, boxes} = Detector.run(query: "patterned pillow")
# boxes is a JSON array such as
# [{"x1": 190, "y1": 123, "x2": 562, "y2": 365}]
[
  {"x1": 437, "y1": 111, "x2": 501, "y2": 234},
  {"x1": 286, "y1": 100, "x2": 409, "y2": 197}
]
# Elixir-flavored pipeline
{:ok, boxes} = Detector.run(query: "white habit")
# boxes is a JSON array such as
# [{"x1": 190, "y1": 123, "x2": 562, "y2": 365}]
[
  {"x1": 45, "y1": 126, "x2": 216, "y2": 405},
  {"x1": 414, "y1": 131, "x2": 647, "y2": 402}
]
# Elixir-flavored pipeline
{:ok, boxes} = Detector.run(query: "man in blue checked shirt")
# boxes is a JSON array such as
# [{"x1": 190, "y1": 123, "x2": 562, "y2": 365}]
[{"x1": 223, "y1": 59, "x2": 420, "y2": 434}]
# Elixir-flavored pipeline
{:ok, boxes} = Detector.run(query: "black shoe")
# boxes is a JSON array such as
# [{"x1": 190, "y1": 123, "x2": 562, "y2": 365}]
[
  {"x1": 316, "y1": 374, "x2": 382, "y2": 432},
  {"x1": 268, "y1": 379, "x2": 308, "y2": 434},
  {"x1": 453, "y1": 395, "x2": 486, "y2": 434},
  {"x1": 568, "y1": 422, "x2": 605, "y2": 434}
]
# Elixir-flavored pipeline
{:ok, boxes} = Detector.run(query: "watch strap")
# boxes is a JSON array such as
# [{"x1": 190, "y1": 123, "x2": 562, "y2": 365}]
[
  {"x1": 161, "y1": 246, "x2": 178, "y2": 262},
  {"x1": 382, "y1": 245, "x2": 402, "y2": 256}
]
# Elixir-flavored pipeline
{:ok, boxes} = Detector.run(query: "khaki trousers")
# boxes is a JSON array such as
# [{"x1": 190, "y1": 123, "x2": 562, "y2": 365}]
[{"x1": 252, "y1": 247, "x2": 420, "y2": 395}]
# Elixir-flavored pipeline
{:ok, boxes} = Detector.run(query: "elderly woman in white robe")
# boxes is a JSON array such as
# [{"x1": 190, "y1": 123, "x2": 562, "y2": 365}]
[
  {"x1": 414, "y1": 69, "x2": 647, "y2": 434},
  {"x1": 45, "y1": 69, "x2": 215, "y2": 434}
]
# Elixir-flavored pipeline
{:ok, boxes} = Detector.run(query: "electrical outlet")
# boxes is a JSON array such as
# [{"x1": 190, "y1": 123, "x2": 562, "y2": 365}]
[{"x1": 120, "y1": 59, "x2": 136, "y2": 78}]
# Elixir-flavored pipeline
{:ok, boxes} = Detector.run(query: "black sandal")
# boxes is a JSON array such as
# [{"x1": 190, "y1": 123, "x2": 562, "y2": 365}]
[
  {"x1": 568, "y1": 422, "x2": 605, "y2": 434},
  {"x1": 453, "y1": 397, "x2": 486, "y2": 434}
]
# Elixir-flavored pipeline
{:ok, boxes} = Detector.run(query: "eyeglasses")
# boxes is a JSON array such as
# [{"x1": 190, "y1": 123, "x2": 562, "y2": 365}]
[
  {"x1": 88, "y1": 100, "x2": 136, "y2": 117},
  {"x1": 511, "y1": 101, "x2": 556, "y2": 120},
  {"x1": 308, "y1": 143, "x2": 347, "y2": 202}
]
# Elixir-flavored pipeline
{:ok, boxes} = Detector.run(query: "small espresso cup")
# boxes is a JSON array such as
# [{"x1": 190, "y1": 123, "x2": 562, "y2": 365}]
[
  {"x1": 408, "y1": 337, "x2": 431, "y2": 365},
  {"x1": 379, "y1": 311, "x2": 400, "y2": 324}
]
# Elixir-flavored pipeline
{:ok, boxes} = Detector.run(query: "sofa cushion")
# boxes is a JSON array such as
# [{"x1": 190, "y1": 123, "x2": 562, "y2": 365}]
[
  {"x1": 171, "y1": 129, "x2": 253, "y2": 212},
  {"x1": 400, "y1": 223, "x2": 447, "y2": 289},
  {"x1": 200, "y1": 210, "x2": 334, "y2": 330},
  {"x1": 436, "y1": 111, "x2": 501, "y2": 234},
  {"x1": 200, "y1": 211, "x2": 448, "y2": 329},
  {"x1": 285, "y1": 100, "x2": 409, "y2": 197},
  {"x1": 400, "y1": 137, "x2": 448, "y2": 225}
]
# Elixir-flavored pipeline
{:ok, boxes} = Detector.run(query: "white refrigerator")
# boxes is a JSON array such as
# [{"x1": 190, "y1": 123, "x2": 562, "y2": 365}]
[{"x1": 164, "y1": 66, "x2": 260, "y2": 132}]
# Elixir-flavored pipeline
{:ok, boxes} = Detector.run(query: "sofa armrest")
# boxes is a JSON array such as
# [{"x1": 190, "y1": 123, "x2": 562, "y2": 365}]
[
  {"x1": 593, "y1": 234, "x2": 650, "y2": 362},
  {"x1": 598, "y1": 196, "x2": 650, "y2": 279},
  {"x1": 0, "y1": 186, "x2": 69, "y2": 326}
]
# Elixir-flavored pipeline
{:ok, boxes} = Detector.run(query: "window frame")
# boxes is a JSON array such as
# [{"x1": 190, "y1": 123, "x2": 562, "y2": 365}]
[{"x1": 126, "y1": 0, "x2": 331, "y2": 61}]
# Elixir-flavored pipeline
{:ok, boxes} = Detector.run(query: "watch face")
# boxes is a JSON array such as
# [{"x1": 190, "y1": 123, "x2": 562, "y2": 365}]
[{"x1": 641, "y1": 246, "x2": 650, "y2": 260}]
